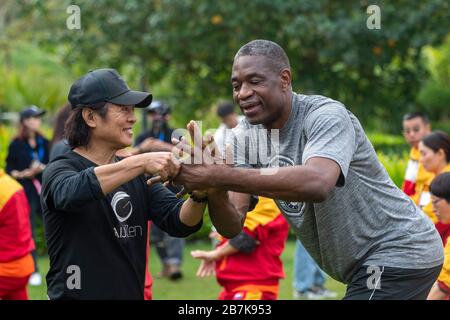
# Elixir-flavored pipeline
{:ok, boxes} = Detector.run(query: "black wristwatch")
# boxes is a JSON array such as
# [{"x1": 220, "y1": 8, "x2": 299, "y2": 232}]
[{"x1": 189, "y1": 191, "x2": 208, "y2": 203}]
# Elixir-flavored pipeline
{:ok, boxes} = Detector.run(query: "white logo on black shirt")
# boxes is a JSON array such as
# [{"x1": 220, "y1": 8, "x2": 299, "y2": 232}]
[
  {"x1": 110, "y1": 191, "x2": 143, "y2": 239},
  {"x1": 111, "y1": 191, "x2": 133, "y2": 222}
]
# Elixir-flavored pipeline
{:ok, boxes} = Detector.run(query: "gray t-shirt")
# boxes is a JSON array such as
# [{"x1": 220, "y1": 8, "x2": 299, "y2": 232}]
[{"x1": 227, "y1": 92, "x2": 444, "y2": 284}]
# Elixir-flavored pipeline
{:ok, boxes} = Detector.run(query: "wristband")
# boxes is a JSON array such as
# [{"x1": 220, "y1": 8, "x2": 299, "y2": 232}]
[{"x1": 189, "y1": 191, "x2": 208, "y2": 203}]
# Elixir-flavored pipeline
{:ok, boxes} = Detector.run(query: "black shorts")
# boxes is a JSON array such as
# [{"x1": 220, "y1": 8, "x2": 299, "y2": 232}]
[{"x1": 343, "y1": 264, "x2": 443, "y2": 300}]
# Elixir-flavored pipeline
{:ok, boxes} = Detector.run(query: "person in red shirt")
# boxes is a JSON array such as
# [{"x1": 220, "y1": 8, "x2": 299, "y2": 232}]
[
  {"x1": 0, "y1": 169, "x2": 35, "y2": 300},
  {"x1": 191, "y1": 197, "x2": 289, "y2": 300}
]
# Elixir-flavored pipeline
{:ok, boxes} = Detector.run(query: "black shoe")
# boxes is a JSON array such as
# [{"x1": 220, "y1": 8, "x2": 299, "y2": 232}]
[{"x1": 169, "y1": 270, "x2": 183, "y2": 281}]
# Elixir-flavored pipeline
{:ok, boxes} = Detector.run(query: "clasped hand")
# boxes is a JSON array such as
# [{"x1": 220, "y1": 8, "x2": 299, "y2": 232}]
[{"x1": 146, "y1": 120, "x2": 233, "y2": 198}]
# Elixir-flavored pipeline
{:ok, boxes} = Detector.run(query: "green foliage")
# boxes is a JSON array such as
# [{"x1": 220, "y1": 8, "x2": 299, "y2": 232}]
[
  {"x1": 367, "y1": 132, "x2": 409, "y2": 154},
  {"x1": 434, "y1": 120, "x2": 450, "y2": 134},
  {"x1": 377, "y1": 151, "x2": 408, "y2": 188},
  {"x1": 418, "y1": 35, "x2": 450, "y2": 119},
  {"x1": 0, "y1": 124, "x2": 15, "y2": 169},
  {"x1": 9, "y1": 0, "x2": 450, "y2": 132},
  {"x1": 0, "y1": 42, "x2": 73, "y2": 112}
]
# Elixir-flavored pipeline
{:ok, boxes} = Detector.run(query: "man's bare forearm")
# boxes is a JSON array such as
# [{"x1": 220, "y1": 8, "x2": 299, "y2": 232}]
[
  {"x1": 179, "y1": 198, "x2": 206, "y2": 226},
  {"x1": 209, "y1": 165, "x2": 333, "y2": 203},
  {"x1": 207, "y1": 190, "x2": 245, "y2": 238},
  {"x1": 94, "y1": 155, "x2": 145, "y2": 195}
]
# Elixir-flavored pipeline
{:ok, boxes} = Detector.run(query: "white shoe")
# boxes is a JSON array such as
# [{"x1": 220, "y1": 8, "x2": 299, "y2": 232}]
[
  {"x1": 318, "y1": 288, "x2": 338, "y2": 299},
  {"x1": 293, "y1": 289, "x2": 325, "y2": 300},
  {"x1": 28, "y1": 272, "x2": 42, "y2": 286},
  {"x1": 305, "y1": 290, "x2": 327, "y2": 300}
]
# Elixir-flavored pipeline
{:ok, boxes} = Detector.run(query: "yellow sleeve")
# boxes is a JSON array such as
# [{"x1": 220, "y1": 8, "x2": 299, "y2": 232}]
[
  {"x1": 0, "y1": 171, "x2": 24, "y2": 214},
  {"x1": 438, "y1": 241, "x2": 450, "y2": 288},
  {"x1": 244, "y1": 197, "x2": 280, "y2": 232}
]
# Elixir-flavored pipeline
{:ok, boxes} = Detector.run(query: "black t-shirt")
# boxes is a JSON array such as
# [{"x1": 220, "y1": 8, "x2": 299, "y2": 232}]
[{"x1": 41, "y1": 150, "x2": 201, "y2": 299}]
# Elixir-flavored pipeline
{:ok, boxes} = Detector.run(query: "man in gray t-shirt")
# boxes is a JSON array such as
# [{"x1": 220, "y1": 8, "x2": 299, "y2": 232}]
[{"x1": 174, "y1": 40, "x2": 444, "y2": 299}]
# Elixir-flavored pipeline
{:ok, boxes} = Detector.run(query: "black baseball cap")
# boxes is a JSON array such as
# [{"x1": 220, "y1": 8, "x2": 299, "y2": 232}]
[
  {"x1": 145, "y1": 100, "x2": 171, "y2": 115},
  {"x1": 68, "y1": 68, "x2": 152, "y2": 109},
  {"x1": 20, "y1": 105, "x2": 46, "y2": 122}
]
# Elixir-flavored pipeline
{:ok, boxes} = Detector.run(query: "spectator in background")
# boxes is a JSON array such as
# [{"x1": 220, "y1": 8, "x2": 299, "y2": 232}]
[
  {"x1": 0, "y1": 168, "x2": 35, "y2": 299},
  {"x1": 6, "y1": 105, "x2": 49, "y2": 286},
  {"x1": 402, "y1": 112, "x2": 433, "y2": 197},
  {"x1": 191, "y1": 197, "x2": 289, "y2": 300},
  {"x1": 417, "y1": 131, "x2": 450, "y2": 244},
  {"x1": 207, "y1": 102, "x2": 245, "y2": 248},
  {"x1": 293, "y1": 240, "x2": 337, "y2": 299},
  {"x1": 49, "y1": 103, "x2": 71, "y2": 161},
  {"x1": 132, "y1": 100, "x2": 174, "y2": 154},
  {"x1": 428, "y1": 172, "x2": 450, "y2": 300},
  {"x1": 132, "y1": 101, "x2": 185, "y2": 280},
  {"x1": 214, "y1": 102, "x2": 244, "y2": 152}
]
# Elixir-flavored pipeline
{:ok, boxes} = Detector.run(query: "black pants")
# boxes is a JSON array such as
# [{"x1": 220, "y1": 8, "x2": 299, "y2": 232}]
[{"x1": 344, "y1": 264, "x2": 443, "y2": 300}]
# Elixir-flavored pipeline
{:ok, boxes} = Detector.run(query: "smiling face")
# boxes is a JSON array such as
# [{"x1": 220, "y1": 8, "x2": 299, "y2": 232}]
[
  {"x1": 418, "y1": 141, "x2": 446, "y2": 174},
  {"x1": 231, "y1": 55, "x2": 292, "y2": 129},
  {"x1": 92, "y1": 103, "x2": 136, "y2": 150}
]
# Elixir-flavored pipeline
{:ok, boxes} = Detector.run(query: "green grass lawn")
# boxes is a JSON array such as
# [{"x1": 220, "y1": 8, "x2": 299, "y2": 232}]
[{"x1": 28, "y1": 240, "x2": 346, "y2": 300}]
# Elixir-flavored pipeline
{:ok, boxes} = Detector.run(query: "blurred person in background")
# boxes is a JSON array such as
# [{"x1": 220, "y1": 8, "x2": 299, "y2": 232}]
[
  {"x1": 427, "y1": 172, "x2": 450, "y2": 300},
  {"x1": 133, "y1": 101, "x2": 185, "y2": 280},
  {"x1": 49, "y1": 103, "x2": 71, "y2": 161},
  {"x1": 401, "y1": 112, "x2": 433, "y2": 197},
  {"x1": 208, "y1": 102, "x2": 245, "y2": 247},
  {"x1": 6, "y1": 105, "x2": 49, "y2": 286},
  {"x1": 293, "y1": 240, "x2": 337, "y2": 299},
  {"x1": 417, "y1": 131, "x2": 450, "y2": 244},
  {"x1": 132, "y1": 100, "x2": 174, "y2": 154},
  {"x1": 214, "y1": 102, "x2": 244, "y2": 152}
]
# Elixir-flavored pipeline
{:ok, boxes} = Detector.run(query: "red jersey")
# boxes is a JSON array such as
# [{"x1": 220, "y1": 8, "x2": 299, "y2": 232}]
[
  {"x1": 215, "y1": 197, "x2": 289, "y2": 287},
  {"x1": 0, "y1": 169, "x2": 35, "y2": 278}
]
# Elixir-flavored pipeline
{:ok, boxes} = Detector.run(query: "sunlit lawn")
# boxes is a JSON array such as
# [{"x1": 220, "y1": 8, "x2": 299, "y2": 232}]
[{"x1": 28, "y1": 240, "x2": 346, "y2": 300}]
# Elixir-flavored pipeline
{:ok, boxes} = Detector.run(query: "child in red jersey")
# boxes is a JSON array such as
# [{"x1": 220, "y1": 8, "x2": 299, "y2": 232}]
[
  {"x1": 0, "y1": 169, "x2": 35, "y2": 300},
  {"x1": 192, "y1": 197, "x2": 289, "y2": 300}
]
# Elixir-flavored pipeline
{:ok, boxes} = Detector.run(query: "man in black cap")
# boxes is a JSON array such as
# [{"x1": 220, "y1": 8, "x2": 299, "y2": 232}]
[
  {"x1": 132, "y1": 100, "x2": 174, "y2": 154},
  {"x1": 41, "y1": 68, "x2": 244, "y2": 299}
]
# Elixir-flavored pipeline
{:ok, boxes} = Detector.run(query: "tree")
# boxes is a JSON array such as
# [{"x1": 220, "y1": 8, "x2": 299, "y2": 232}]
[
  {"x1": 7, "y1": 0, "x2": 450, "y2": 131},
  {"x1": 418, "y1": 35, "x2": 450, "y2": 122}
]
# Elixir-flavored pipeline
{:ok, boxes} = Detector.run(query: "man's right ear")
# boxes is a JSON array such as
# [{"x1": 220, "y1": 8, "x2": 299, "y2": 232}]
[{"x1": 81, "y1": 108, "x2": 97, "y2": 128}]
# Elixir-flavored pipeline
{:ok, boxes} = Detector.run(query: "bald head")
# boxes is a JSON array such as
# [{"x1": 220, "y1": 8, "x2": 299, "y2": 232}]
[{"x1": 234, "y1": 40, "x2": 291, "y2": 73}]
